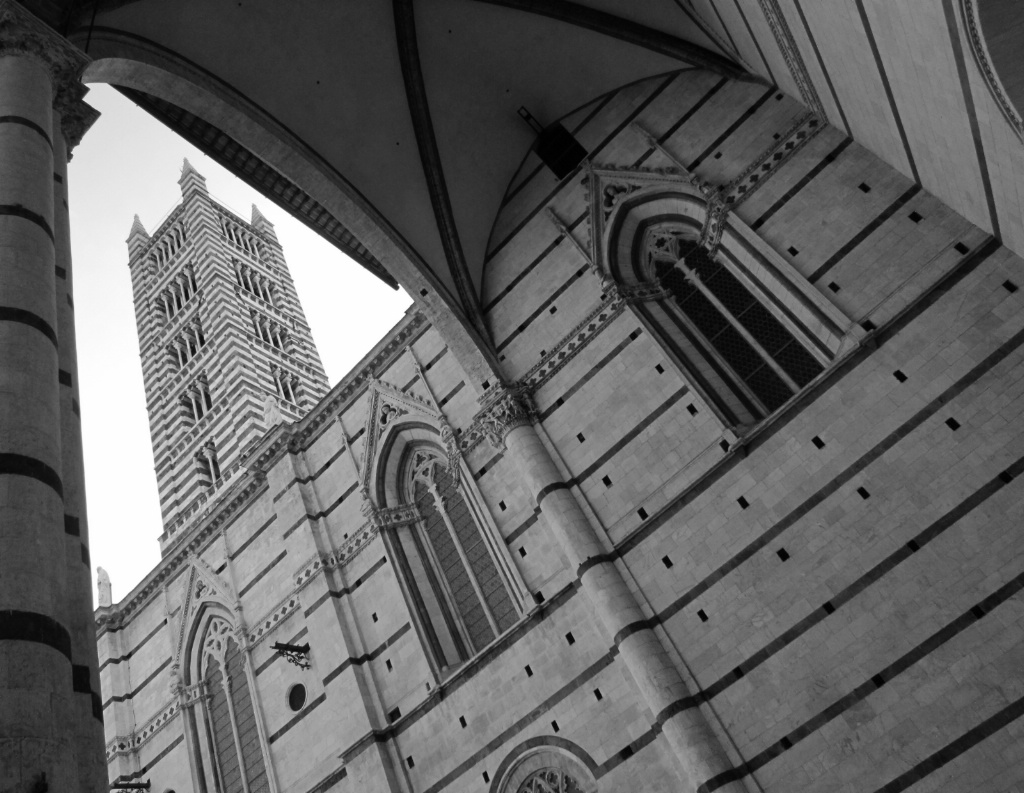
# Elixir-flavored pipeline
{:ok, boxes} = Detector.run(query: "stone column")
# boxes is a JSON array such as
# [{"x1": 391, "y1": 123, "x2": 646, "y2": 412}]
[
  {"x1": 0, "y1": 3, "x2": 100, "y2": 791},
  {"x1": 53, "y1": 90, "x2": 104, "y2": 793},
  {"x1": 470, "y1": 387, "x2": 740, "y2": 792}
]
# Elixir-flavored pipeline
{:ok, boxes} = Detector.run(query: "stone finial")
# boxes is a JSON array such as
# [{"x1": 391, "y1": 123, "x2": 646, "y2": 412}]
[
  {"x1": 97, "y1": 567, "x2": 112, "y2": 608},
  {"x1": 129, "y1": 214, "x2": 149, "y2": 239},
  {"x1": 126, "y1": 214, "x2": 151, "y2": 261},
  {"x1": 178, "y1": 157, "x2": 209, "y2": 196},
  {"x1": 251, "y1": 203, "x2": 271, "y2": 226}
]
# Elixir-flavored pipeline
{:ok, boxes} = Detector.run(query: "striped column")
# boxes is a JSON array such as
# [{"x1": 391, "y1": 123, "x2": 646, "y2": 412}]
[
  {"x1": 0, "y1": 4, "x2": 96, "y2": 791},
  {"x1": 483, "y1": 389, "x2": 741, "y2": 792},
  {"x1": 53, "y1": 96, "x2": 106, "y2": 793},
  {"x1": 0, "y1": 51, "x2": 77, "y2": 792}
]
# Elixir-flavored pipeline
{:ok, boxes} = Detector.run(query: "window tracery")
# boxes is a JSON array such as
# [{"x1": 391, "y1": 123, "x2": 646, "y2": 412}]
[
  {"x1": 388, "y1": 447, "x2": 519, "y2": 673},
  {"x1": 516, "y1": 769, "x2": 585, "y2": 793},
  {"x1": 637, "y1": 222, "x2": 824, "y2": 422}
]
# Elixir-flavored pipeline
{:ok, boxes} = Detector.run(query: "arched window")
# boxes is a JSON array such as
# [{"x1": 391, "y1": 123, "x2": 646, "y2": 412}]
[
  {"x1": 196, "y1": 617, "x2": 270, "y2": 793},
  {"x1": 516, "y1": 769, "x2": 585, "y2": 793},
  {"x1": 643, "y1": 225, "x2": 823, "y2": 419},
  {"x1": 388, "y1": 447, "x2": 519, "y2": 673}
]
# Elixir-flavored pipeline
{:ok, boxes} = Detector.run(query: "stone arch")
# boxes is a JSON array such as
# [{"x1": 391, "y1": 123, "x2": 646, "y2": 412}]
[
  {"x1": 490, "y1": 737, "x2": 599, "y2": 793},
  {"x1": 965, "y1": 0, "x2": 1024, "y2": 141},
  {"x1": 76, "y1": 29, "x2": 500, "y2": 387}
]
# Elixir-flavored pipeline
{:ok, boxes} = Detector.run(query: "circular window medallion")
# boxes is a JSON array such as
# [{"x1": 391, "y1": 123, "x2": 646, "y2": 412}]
[{"x1": 288, "y1": 683, "x2": 306, "y2": 712}]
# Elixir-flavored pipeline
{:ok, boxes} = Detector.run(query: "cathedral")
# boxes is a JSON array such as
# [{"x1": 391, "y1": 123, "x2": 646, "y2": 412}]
[{"x1": 2, "y1": 1, "x2": 1024, "y2": 792}]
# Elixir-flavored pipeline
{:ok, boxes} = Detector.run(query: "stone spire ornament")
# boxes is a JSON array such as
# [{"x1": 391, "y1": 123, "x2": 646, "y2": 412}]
[{"x1": 97, "y1": 567, "x2": 112, "y2": 608}]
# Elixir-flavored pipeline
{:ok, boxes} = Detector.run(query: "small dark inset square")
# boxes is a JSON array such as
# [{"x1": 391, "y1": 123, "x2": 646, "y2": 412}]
[
  {"x1": 720, "y1": 440, "x2": 730, "y2": 452},
  {"x1": 551, "y1": 720, "x2": 560, "y2": 732},
  {"x1": 858, "y1": 182, "x2": 871, "y2": 193},
  {"x1": 907, "y1": 539, "x2": 920, "y2": 552},
  {"x1": 776, "y1": 92, "x2": 784, "y2": 100},
  {"x1": 577, "y1": 432, "x2": 586, "y2": 443},
  {"x1": 857, "y1": 486, "x2": 870, "y2": 499},
  {"x1": 519, "y1": 547, "x2": 527, "y2": 558},
  {"x1": 662, "y1": 555, "x2": 674, "y2": 569},
  {"x1": 555, "y1": 397, "x2": 564, "y2": 407},
  {"x1": 540, "y1": 349, "x2": 546, "y2": 357},
  {"x1": 773, "y1": 132, "x2": 781, "y2": 140},
  {"x1": 637, "y1": 507, "x2": 648, "y2": 520},
  {"x1": 971, "y1": 605, "x2": 986, "y2": 619},
  {"x1": 389, "y1": 707, "x2": 402, "y2": 721},
  {"x1": 737, "y1": 496, "x2": 749, "y2": 509},
  {"x1": 549, "y1": 306, "x2": 558, "y2": 314},
  {"x1": 525, "y1": 664, "x2": 534, "y2": 677},
  {"x1": 894, "y1": 369, "x2": 907, "y2": 383},
  {"x1": 566, "y1": 632, "x2": 575, "y2": 645},
  {"x1": 787, "y1": 246, "x2": 799, "y2": 256},
  {"x1": 871, "y1": 674, "x2": 885, "y2": 688},
  {"x1": 534, "y1": 591, "x2": 545, "y2": 604},
  {"x1": 714, "y1": 151, "x2": 722, "y2": 159},
  {"x1": 687, "y1": 404, "x2": 698, "y2": 416},
  {"x1": 459, "y1": 715, "x2": 467, "y2": 728},
  {"x1": 780, "y1": 736, "x2": 793, "y2": 749},
  {"x1": 861, "y1": 320, "x2": 876, "y2": 331},
  {"x1": 828, "y1": 282, "x2": 840, "y2": 293},
  {"x1": 482, "y1": 380, "x2": 490, "y2": 390},
  {"x1": 385, "y1": 659, "x2": 393, "y2": 671},
  {"x1": 909, "y1": 211, "x2": 923, "y2": 223},
  {"x1": 372, "y1": 612, "x2": 378, "y2": 623},
  {"x1": 999, "y1": 470, "x2": 1014, "y2": 484},
  {"x1": 499, "y1": 500, "x2": 506, "y2": 511},
  {"x1": 594, "y1": 688, "x2": 603, "y2": 701},
  {"x1": 419, "y1": 288, "x2": 428, "y2": 296},
  {"x1": 812, "y1": 435, "x2": 825, "y2": 449},
  {"x1": 955, "y1": 241, "x2": 970, "y2": 255},
  {"x1": 1004, "y1": 280, "x2": 1019, "y2": 294},
  {"x1": 823, "y1": 602, "x2": 835, "y2": 615},
  {"x1": 407, "y1": 757, "x2": 415, "y2": 769},
  {"x1": 655, "y1": 363, "x2": 665, "y2": 374},
  {"x1": 946, "y1": 417, "x2": 961, "y2": 431},
  {"x1": 777, "y1": 548, "x2": 790, "y2": 561},
  {"x1": 499, "y1": 354, "x2": 506, "y2": 362},
  {"x1": 697, "y1": 608, "x2": 708, "y2": 622},
  {"x1": 602, "y1": 475, "x2": 613, "y2": 487},
  {"x1": 483, "y1": 772, "x2": 490, "y2": 784}
]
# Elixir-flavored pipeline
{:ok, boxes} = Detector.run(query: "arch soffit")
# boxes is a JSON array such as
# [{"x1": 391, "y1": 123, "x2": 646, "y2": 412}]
[
  {"x1": 76, "y1": 30, "x2": 500, "y2": 386},
  {"x1": 490, "y1": 736, "x2": 599, "y2": 793},
  {"x1": 358, "y1": 378, "x2": 447, "y2": 507}
]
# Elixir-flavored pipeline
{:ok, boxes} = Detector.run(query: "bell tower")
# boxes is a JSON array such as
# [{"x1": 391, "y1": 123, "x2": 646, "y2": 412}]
[{"x1": 127, "y1": 159, "x2": 329, "y2": 552}]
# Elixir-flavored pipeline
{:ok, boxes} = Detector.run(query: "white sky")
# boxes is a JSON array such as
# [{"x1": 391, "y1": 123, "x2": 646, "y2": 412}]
[{"x1": 69, "y1": 84, "x2": 412, "y2": 604}]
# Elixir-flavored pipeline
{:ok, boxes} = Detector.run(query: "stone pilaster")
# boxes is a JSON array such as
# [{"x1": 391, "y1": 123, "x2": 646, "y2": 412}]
[
  {"x1": 469, "y1": 385, "x2": 742, "y2": 791},
  {"x1": 0, "y1": 2, "x2": 102, "y2": 791}
]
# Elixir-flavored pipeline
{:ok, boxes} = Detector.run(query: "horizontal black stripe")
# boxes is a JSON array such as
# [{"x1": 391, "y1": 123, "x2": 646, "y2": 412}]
[
  {"x1": 0, "y1": 203, "x2": 54, "y2": 240},
  {"x1": 322, "y1": 623, "x2": 412, "y2": 687},
  {"x1": 809, "y1": 185, "x2": 922, "y2": 283},
  {"x1": 0, "y1": 306, "x2": 58, "y2": 347},
  {"x1": 496, "y1": 267, "x2": 588, "y2": 352},
  {"x1": 688, "y1": 86, "x2": 776, "y2": 172},
  {"x1": 113, "y1": 734, "x2": 183, "y2": 782},
  {"x1": 697, "y1": 565, "x2": 1024, "y2": 791},
  {"x1": 0, "y1": 610, "x2": 71, "y2": 660},
  {"x1": 103, "y1": 657, "x2": 170, "y2": 706},
  {"x1": 228, "y1": 513, "x2": 277, "y2": 559},
  {"x1": 303, "y1": 556, "x2": 389, "y2": 619},
  {"x1": 505, "y1": 511, "x2": 539, "y2": 545},
  {"x1": 64, "y1": 514, "x2": 80, "y2": 536},
  {"x1": 0, "y1": 452, "x2": 63, "y2": 496},
  {"x1": 268, "y1": 692, "x2": 326, "y2": 744},
  {"x1": 99, "y1": 619, "x2": 167, "y2": 672},
  {"x1": 306, "y1": 764, "x2": 348, "y2": 793},
  {"x1": 238, "y1": 550, "x2": 287, "y2": 597},
  {"x1": 750, "y1": 138, "x2": 853, "y2": 230},
  {"x1": 0, "y1": 115, "x2": 52, "y2": 148},
  {"x1": 437, "y1": 381, "x2": 464, "y2": 408}
]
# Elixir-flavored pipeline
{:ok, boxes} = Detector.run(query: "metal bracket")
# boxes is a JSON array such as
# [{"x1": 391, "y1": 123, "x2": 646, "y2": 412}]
[{"x1": 273, "y1": 641, "x2": 311, "y2": 670}]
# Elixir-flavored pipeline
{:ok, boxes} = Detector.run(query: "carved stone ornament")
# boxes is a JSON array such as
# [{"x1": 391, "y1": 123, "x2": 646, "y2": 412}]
[
  {"x1": 462, "y1": 385, "x2": 535, "y2": 452},
  {"x1": 0, "y1": 1, "x2": 98, "y2": 155}
]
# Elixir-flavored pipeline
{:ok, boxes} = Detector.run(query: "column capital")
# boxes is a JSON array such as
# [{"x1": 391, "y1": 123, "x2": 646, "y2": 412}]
[{"x1": 462, "y1": 384, "x2": 535, "y2": 452}]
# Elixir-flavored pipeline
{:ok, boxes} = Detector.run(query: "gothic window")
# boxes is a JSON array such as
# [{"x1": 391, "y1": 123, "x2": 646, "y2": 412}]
[
  {"x1": 199, "y1": 617, "x2": 270, "y2": 793},
  {"x1": 389, "y1": 449, "x2": 518, "y2": 673},
  {"x1": 641, "y1": 225, "x2": 824, "y2": 423},
  {"x1": 182, "y1": 377, "x2": 215, "y2": 424},
  {"x1": 196, "y1": 443, "x2": 222, "y2": 486},
  {"x1": 168, "y1": 321, "x2": 207, "y2": 368},
  {"x1": 252, "y1": 312, "x2": 288, "y2": 351},
  {"x1": 271, "y1": 367, "x2": 299, "y2": 404}
]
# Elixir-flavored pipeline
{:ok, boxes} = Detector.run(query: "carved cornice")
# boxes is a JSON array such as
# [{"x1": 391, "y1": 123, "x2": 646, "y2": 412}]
[
  {"x1": 105, "y1": 698, "x2": 182, "y2": 760},
  {"x1": 59, "y1": 96, "x2": 99, "y2": 157},
  {"x1": 756, "y1": 0, "x2": 826, "y2": 118},
  {"x1": 0, "y1": 1, "x2": 89, "y2": 103},
  {"x1": 960, "y1": 0, "x2": 1024, "y2": 142},
  {"x1": 246, "y1": 593, "x2": 302, "y2": 647},
  {"x1": 459, "y1": 385, "x2": 535, "y2": 453},
  {"x1": 293, "y1": 522, "x2": 381, "y2": 590}
]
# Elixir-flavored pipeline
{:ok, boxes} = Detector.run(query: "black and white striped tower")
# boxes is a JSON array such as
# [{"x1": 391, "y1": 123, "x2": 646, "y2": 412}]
[
  {"x1": 0, "y1": 2, "x2": 104, "y2": 792},
  {"x1": 127, "y1": 161, "x2": 329, "y2": 552}
]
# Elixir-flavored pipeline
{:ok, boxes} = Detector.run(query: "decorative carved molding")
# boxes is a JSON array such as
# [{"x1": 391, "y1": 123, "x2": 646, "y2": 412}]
[
  {"x1": 246, "y1": 594, "x2": 302, "y2": 646},
  {"x1": 293, "y1": 521, "x2": 381, "y2": 590},
  {"x1": 755, "y1": 0, "x2": 826, "y2": 118},
  {"x1": 459, "y1": 385, "x2": 535, "y2": 453},
  {"x1": 960, "y1": 0, "x2": 1024, "y2": 142},
  {"x1": 172, "y1": 555, "x2": 240, "y2": 673},
  {"x1": 105, "y1": 698, "x2": 182, "y2": 760},
  {"x1": 0, "y1": 1, "x2": 88, "y2": 101}
]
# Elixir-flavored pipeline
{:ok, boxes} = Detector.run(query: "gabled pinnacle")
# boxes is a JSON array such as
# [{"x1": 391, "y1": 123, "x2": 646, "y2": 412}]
[
  {"x1": 251, "y1": 203, "x2": 272, "y2": 226},
  {"x1": 181, "y1": 157, "x2": 200, "y2": 177},
  {"x1": 129, "y1": 213, "x2": 149, "y2": 238}
]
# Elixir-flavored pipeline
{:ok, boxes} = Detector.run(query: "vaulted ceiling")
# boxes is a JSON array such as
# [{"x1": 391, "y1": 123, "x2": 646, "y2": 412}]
[{"x1": 22, "y1": 0, "x2": 1024, "y2": 351}]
